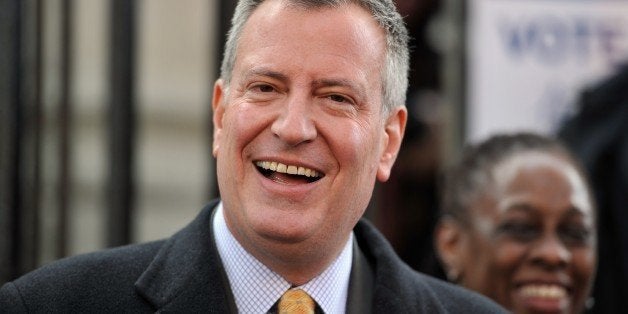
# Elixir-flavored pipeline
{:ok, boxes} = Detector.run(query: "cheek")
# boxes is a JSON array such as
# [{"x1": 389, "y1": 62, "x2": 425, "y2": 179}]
[
  {"x1": 566, "y1": 248, "x2": 597, "y2": 311},
  {"x1": 572, "y1": 248, "x2": 597, "y2": 286},
  {"x1": 493, "y1": 241, "x2": 528, "y2": 270},
  {"x1": 466, "y1": 239, "x2": 526, "y2": 299},
  {"x1": 322, "y1": 122, "x2": 381, "y2": 218},
  {"x1": 224, "y1": 105, "x2": 271, "y2": 148},
  {"x1": 490, "y1": 241, "x2": 531, "y2": 293},
  {"x1": 217, "y1": 106, "x2": 271, "y2": 180},
  {"x1": 323, "y1": 120, "x2": 379, "y2": 165}
]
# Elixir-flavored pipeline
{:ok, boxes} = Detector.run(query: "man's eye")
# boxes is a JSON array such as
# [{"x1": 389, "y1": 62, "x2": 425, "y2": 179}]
[
  {"x1": 252, "y1": 84, "x2": 275, "y2": 93},
  {"x1": 329, "y1": 94, "x2": 348, "y2": 103}
]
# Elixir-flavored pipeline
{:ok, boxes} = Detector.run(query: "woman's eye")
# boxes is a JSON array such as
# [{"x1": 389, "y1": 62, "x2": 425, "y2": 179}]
[
  {"x1": 560, "y1": 226, "x2": 592, "y2": 245},
  {"x1": 497, "y1": 222, "x2": 539, "y2": 241}
]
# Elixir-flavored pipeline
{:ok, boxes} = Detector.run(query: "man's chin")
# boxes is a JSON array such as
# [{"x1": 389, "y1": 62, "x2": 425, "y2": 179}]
[{"x1": 255, "y1": 224, "x2": 315, "y2": 245}]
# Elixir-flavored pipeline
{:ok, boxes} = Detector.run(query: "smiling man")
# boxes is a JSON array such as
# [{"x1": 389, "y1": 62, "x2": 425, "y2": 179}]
[
  {"x1": 212, "y1": 0, "x2": 405, "y2": 289},
  {"x1": 0, "y1": 0, "x2": 506, "y2": 313}
]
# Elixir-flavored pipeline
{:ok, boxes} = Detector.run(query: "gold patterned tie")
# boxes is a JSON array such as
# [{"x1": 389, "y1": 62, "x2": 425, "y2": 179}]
[{"x1": 278, "y1": 289, "x2": 316, "y2": 314}]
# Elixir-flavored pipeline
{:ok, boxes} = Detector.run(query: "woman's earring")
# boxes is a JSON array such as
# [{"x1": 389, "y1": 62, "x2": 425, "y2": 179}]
[
  {"x1": 585, "y1": 297, "x2": 595, "y2": 310},
  {"x1": 446, "y1": 269, "x2": 460, "y2": 282}
]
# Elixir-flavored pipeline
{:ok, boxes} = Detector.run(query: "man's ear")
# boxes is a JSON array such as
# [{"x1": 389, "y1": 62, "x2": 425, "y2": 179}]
[
  {"x1": 434, "y1": 218, "x2": 464, "y2": 282},
  {"x1": 376, "y1": 106, "x2": 407, "y2": 182},
  {"x1": 212, "y1": 79, "x2": 226, "y2": 157}
]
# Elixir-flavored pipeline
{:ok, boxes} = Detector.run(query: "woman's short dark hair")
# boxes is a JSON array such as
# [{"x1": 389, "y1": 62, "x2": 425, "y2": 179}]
[{"x1": 440, "y1": 132, "x2": 594, "y2": 225}]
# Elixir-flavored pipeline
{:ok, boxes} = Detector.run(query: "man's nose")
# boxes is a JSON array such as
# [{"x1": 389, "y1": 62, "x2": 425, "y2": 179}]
[
  {"x1": 270, "y1": 94, "x2": 317, "y2": 146},
  {"x1": 530, "y1": 233, "x2": 571, "y2": 270}
]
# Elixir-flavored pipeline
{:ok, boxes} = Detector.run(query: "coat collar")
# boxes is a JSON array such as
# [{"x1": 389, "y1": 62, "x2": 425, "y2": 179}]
[
  {"x1": 134, "y1": 200, "x2": 236, "y2": 312},
  {"x1": 353, "y1": 218, "x2": 420, "y2": 312},
  {"x1": 132, "y1": 200, "x2": 417, "y2": 312}
]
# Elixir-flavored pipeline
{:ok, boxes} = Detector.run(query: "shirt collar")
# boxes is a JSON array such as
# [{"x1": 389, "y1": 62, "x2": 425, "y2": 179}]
[{"x1": 213, "y1": 202, "x2": 353, "y2": 314}]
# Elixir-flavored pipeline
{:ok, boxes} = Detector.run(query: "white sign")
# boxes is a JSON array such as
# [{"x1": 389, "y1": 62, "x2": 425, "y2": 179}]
[{"x1": 467, "y1": 0, "x2": 628, "y2": 142}]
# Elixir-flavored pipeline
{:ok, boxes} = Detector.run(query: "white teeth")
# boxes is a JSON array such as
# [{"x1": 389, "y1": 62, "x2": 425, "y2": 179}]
[
  {"x1": 276, "y1": 163, "x2": 287, "y2": 173},
  {"x1": 255, "y1": 161, "x2": 321, "y2": 178},
  {"x1": 520, "y1": 285, "x2": 567, "y2": 299}
]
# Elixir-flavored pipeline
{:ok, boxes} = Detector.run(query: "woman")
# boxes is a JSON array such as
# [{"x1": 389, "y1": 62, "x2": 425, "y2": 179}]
[{"x1": 435, "y1": 132, "x2": 597, "y2": 313}]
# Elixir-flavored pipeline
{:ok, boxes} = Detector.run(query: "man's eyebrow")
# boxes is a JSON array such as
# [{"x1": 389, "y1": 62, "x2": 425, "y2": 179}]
[
  {"x1": 244, "y1": 67, "x2": 289, "y2": 82},
  {"x1": 313, "y1": 78, "x2": 366, "y2": 96}
]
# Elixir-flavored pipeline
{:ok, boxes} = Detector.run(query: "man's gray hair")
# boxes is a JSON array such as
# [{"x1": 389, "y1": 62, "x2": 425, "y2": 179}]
[{"x1": 219, "y1": 0, "x2": 410, "y2": 113}]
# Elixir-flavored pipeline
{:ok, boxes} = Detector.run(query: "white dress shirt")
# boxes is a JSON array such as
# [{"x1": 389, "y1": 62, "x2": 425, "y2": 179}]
[{"x1": 213, "y1": 202, "x2": 353, "y2": 314}]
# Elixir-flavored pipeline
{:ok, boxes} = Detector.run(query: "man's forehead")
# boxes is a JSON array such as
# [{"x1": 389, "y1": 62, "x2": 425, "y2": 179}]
[
  {"x1": 244, "y1": 0, "x2": 379, "y2": 34},
  {"x1": 238, "y1": 2, "x2": 384, "y2": 62}
]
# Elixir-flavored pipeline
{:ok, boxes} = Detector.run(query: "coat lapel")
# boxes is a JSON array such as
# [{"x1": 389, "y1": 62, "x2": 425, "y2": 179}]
[
  {"x1": 346, "y1": 237, "x2": 374, "y2": 314},
  {"x1": 134, "y1": 201, "x2": 237, "y2": 313},
  {"x1": 353, "y1": 219, "x2": 416, "y2": 313}
]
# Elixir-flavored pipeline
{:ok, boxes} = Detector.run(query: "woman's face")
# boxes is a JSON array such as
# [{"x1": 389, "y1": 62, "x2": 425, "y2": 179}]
[{"x1": 458, "y1": 152, "x2": 597, "y2": 314}]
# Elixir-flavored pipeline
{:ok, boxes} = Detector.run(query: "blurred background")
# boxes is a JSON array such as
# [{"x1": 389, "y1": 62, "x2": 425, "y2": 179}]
[{"x1": 1, "y1": 0, "x2": 627, "y2": 312}]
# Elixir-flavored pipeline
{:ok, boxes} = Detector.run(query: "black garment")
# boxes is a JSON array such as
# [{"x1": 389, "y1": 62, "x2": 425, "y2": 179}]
[
  {"x1": 0, "y1": 200, "x2": 506, "y2": 313},
  {"x1": 558, "y1": 64, "x2": 628, "y2": 314}
]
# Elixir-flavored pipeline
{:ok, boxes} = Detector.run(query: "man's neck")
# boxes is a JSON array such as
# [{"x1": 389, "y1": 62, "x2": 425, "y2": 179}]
[
  {"x1": 222, "y1": 211, "x2": 352, "y2": 285},
  {"x1": 213, "y1": 203, "x2": 354, "y2": 314}
]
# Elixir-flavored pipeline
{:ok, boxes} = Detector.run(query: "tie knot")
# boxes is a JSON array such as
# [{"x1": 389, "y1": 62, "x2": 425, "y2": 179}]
[{"x1": 278, "y1": 289, "x2": 315, "y2": 314}]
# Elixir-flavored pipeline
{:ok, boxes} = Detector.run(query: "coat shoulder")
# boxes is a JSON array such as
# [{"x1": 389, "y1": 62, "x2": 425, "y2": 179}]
[
  {"x1": 0, "y1": 240, "x2": 165, "y2": 312},
  {"x1": 406, "y1": 271, "x2": 507, "y2": 313},
  {"x1": 354, "y1": 219, "x2": 507, "y2": 313}
]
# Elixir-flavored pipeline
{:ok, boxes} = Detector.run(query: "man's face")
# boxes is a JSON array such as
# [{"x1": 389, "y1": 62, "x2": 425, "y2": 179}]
[{"x1": 212, "y1": 0, "x2": 405, "y2": 266}]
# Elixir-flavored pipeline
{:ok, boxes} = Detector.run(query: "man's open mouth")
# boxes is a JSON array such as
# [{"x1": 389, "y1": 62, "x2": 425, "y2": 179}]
[{"x1": 255, "y1": 161, "x2": 323, "y2": 183}]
